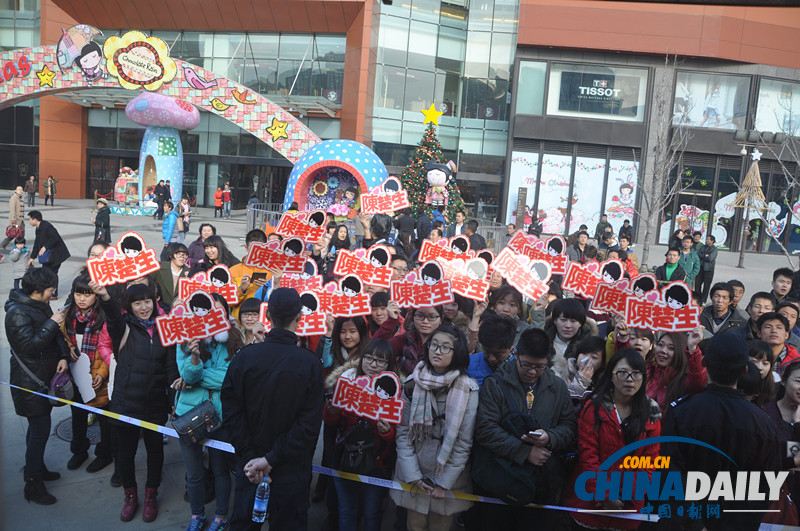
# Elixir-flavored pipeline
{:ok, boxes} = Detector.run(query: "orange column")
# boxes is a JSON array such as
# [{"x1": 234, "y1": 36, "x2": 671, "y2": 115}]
[
  {"x1": 39, "y1": 0, "x2": 86, "y2": 199},
  {"x1": 340, "y1": 0, "x2": 379, "y2": 144}
]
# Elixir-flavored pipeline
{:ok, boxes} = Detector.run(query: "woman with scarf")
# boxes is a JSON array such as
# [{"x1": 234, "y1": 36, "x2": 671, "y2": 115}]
[
  {"x1": 177, "y1": 294, "x2": 244, "y2": 531},
  {"x1": 90, "y1": 281, "x2": 179, "y2": 523},
  {"x1": 61, "y1": 274, "x2": 114, "y2": 474},
  {"x1": 391, "y1": 323, "x2": 479, "y2": 530}
]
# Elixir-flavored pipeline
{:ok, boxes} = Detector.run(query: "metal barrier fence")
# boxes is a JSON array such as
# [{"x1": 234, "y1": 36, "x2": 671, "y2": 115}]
[{"x1": 247, "y1": 203, "x2": 507, "y2": 254}]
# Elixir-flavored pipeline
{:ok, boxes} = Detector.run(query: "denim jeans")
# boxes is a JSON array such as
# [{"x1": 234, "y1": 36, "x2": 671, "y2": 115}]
[
  {"x1": 25, "y1": 414, "x2": 51, "y2": 477},
  {"x1": 26, "y1": 192, "x2": 35, "y2": 206},
  {"x1": 223, "y1": 202, "x2": 231, "y2": 218},
  {"x1": 334, "y1": 477, "x2": 387, "y2": 531},
  {"x1": 180, "y1": 428, "x2": 233, "y2": 518}
]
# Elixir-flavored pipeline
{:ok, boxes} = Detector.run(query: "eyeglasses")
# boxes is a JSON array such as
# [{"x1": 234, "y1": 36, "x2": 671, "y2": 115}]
[
  {"x1": 517, "y1": 359, "x2": 548, "y2": 372},
  {"x1": 392, "y1": 266, "x2": 408, "y2": 274},
  {"x1": 415, "y1": 313, "x2": 441, "y2": 322},
  {"x1": 614, "y1": 370, "x2": 644, "y2": 381},
  {"x1": 363, "y1": 355, "x2": 389, "y2": 367},
  {"x1": 428, "y1": 342, "x2": 453, "y2": 355}
]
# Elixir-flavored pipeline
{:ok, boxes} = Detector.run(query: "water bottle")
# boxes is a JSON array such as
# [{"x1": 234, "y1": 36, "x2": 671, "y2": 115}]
[{"x1": 252, "y1": 477, "x2": 270, "y2": 523}]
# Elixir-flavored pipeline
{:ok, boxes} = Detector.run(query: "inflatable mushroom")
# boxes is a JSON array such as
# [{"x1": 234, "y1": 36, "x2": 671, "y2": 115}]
[{"x1": 125, "y1": 92, "x2": 200, "y2": 208}]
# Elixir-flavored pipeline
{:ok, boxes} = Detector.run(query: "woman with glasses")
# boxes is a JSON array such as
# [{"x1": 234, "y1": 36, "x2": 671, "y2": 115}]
[
  {"x1": 646, "y1": 327, "x2": 706, "y2": 414},
  {"x1": 375, "y1": 300, "x2": 445, "y2": 376},
  {"x1": 323, "y1": 339, "x2": 399, "y2": 531},
  {"x1": 391, "y1": 324, "x2": 479, "y2": 530},
  {"x1": 150, "y1": 243, "x2": 190, "y2": 309},
  {"x1": 188, "y1": 235, "x2": 240, "y2": 276},
  {"x1": 563, "y1": 349, "x2": 661, "y2": 530}
]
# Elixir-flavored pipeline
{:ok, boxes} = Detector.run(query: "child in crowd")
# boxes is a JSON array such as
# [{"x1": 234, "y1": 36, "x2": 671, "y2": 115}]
[{"x1": 10, "y1": 236, "x2": 30, "y2": 290}]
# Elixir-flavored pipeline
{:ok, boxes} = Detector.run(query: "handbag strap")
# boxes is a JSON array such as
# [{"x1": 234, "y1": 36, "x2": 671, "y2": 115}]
[
  {"x1": 9, "y1": 347, "x2": 47, "y2": 389},
  {"x1": 494, "y1": 375, "x2": 523, "y2": 415}
]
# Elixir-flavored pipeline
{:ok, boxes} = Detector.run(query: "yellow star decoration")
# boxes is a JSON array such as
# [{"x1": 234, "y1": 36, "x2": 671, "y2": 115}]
[
  {"x1": 266, "y1": 117, "x2": 289, "y2": 142},
  {"x1": 37, "y1": 64, "x2": 56, "y2": 88},
  {"x1": 420, "y1": 103, "x2": 444, "y2": 125}
]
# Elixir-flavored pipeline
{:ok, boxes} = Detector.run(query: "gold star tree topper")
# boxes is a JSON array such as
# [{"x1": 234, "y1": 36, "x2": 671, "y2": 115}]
[{"x1": 420, "y1": 103, "x2": 444, "y2": 125}]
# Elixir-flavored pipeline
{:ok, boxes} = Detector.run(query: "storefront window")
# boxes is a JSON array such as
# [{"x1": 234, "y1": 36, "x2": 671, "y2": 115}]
[
  {"x1": 516, "y1": 61, "x2": 546, "y2": 116},
  {"x1": 755, "y1": 78, "x2": 800, "y2": 135},
  {"x1": 711, "y1": 167, "x2": 739, "y2": 251},
  {"x1": 571, "y1": 157, "x2": 605, "y2": 233},
  {"x1": 603, "y1": 160, "x2": 638, "y2": 236},
  {"x1": 506, "y1": 151, "x2": 539, "y2": 225},
  {"x1": 547, "y1": 63, "x2": 648, "y2": 122},
  {"x1": 673, "y1": 72, "x2": 750, "y2": 130},
  {"x1": 537, "y1": 154, "x2": 573, "y2": 234}
]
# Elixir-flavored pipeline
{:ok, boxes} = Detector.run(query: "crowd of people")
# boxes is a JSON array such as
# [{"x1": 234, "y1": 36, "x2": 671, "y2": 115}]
[{"x1": 5, "y1": 203, "x2": 799, "y2": 531}]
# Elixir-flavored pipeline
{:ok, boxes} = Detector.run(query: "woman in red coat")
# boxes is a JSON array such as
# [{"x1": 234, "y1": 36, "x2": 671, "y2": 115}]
[
  {"x1": 213, "y1": 187, "x2": 223, "y2": 218},
  {"x1": 373, "y1": 300, "x2": 443, "y2": 376},
  {"x1": 646, "y1": 327, "x2": 706, "y2": 414},
  {"x1": 563, "y1": 349, "x2": 662, "y2": 530}
]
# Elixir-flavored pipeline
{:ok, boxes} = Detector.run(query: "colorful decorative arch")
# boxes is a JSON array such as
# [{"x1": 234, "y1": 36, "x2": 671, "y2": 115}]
[
  {"x1": 0, "y1": 41, "x2": 320, "y2": 163},
  {"x1": 284, "y1": 140, "x2": 389, "y2": 211}
]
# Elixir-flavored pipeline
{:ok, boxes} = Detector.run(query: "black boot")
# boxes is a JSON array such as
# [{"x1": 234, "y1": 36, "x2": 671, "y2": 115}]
[
  {"x1": 24, "y1": 466, "x2": 60, "y2": 481},
  {"x1": 24, "y1": 475, "x2": 56, "y2": 505}
]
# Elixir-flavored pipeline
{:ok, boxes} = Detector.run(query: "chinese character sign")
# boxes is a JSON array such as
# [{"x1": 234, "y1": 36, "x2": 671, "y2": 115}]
[
  {"x1": 360, "y1": 176, "x2": 411, "y2": 214},
  {"x1": 178, "y1": 265, "x2": 239, "y2": 305},
  {"x1": 257, "y1": 291, "x2": 328, "y2": 336},
  {"x1": 332, "y1": 371, "x2": 405, "y2": 424},
  {"x1": 562, "y1": 261, "x2": 603, "y2": 299},
  {"x1": 439, "y1": 258, "x2": 491, "y2": 301},
  {"x1": 327, "y1": 274, "x2": 372, "y2": 317},
  {"x1": 244, "y1": 238, "x2": 306, "y2": 274},
  {"x1": 390, "y1": 262, "x2": 455, "y2": 308},
  {"x1": 507, "y1": 232, "x2": 568, "y2": 276},
  {"x1": 332, "y1": 246, "x2": 393, "y2": 289},
  {"x1": 155, "y1": 291, "x2": 231, "y2": 347},
  {"x1": 625, "y1": 281, "x2": 700, "y2": 332},
  {"x1": 418, "y1": 235, "x2": 473, "y2": 263},
  {"x1": 86, "y1": 231, "x2": 160, "y2": 286},
  {"x1": 592, "y1": 273, "x2": 660, "y2": 315},
  {"x1": 281, "y1": 259, "x2": 324, "y2": 292},
  {"x1": 275, "y1": 209, "x2": 326, "y2": 243},
  {"x1": 492, "y1": 248, "x2": 551, "y2": 302}
]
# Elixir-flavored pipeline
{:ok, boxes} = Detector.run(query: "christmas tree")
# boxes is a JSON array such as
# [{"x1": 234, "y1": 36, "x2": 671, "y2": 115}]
[{"x1": 399, "y1": 123, "x2": 465, "y2": 222}]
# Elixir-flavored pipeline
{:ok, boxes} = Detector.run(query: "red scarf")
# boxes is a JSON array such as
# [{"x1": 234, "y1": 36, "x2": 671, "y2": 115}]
[{"x1": 67, "y1": 309, "x2": 100, "y2": 362}]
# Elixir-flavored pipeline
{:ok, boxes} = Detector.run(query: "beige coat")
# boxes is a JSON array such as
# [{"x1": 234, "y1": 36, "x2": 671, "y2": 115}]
[
  {"x1": 8, "y1": 191, "x2": 23, "y2": 226},
  {"x1": 390, "y1": 376, "x2": 479, "y2": 516}
]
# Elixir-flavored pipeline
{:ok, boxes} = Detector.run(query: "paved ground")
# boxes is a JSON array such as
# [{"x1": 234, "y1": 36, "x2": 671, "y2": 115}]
[{"x1": 0, "y1": 198, "x2": 786, "y2": 530}]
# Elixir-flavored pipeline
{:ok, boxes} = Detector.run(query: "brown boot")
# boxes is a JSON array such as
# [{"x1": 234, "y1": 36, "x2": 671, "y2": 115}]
[
  {"x1": 120, "y1": 487, "x2": 138, "y2": 521},
  {"x1": 142, "y1": 487, "x2": 158, "y2": 522}
]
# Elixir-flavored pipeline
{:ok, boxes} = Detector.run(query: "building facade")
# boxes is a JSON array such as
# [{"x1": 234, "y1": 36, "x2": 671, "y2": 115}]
[{"x1": 2, "y1": 0, "x2": 800, "y2": 253}]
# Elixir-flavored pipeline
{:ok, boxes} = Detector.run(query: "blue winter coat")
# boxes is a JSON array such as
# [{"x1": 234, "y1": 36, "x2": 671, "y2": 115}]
[{"x1": 176, "y1": 338, "x2": 234, "y2": 420}]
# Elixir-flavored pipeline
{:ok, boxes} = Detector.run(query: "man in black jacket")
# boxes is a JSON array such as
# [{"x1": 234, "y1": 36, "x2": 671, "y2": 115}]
[
  {"x1": 465, "y1": 219, "x2": 487, "y2": 251},
  {"x1": 660, "y1": 333, "x2": 781, "y2": 531},
  {"x1": 695, "y1": 235, "x2": 718, "y2": 304},
  {"x1": 222, "y1": 288, "x2": 324, "y2": 530},
  {"x1": 27, "y1": 210, "x2": 71, "y2": 298},
  {"x1": 699, "y1": 282, "x2": 745, "y2": 336},
  {"x1": 654, "y1": 248, "x2": 686, "y2": 286}
]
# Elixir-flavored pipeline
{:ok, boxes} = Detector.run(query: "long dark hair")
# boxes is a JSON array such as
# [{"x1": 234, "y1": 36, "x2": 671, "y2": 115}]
[
  {"x1": 202, "y1": 235, "x2": 240, "y2": 268},
  {"x1": 651, "y1": 331, "x2": 690, "y2": 407},
  {"x1": 356, "y1": 338, "x2": 399, "y2": 377},
  {"x1": 749, "y1": 339, "x2": 775, "y2": 406},
  {"x1": 591, "y1": 349, "x2": 652, "y2": 444},
  {"x1": 330, "y1": 316, "x2": 369, "y2": 367},
  {"x1": 182, "y1": 293, "x2": 245, "y2": 362},
  {"x1": 66, "y1": 273, "x2": 106, "y2": 334},
  {"x1": 422, "y1": 323, "x2": 469, "y2": 375},
  {"x1": 330, "y1": 224, "x2": 351, "y2": 251}
]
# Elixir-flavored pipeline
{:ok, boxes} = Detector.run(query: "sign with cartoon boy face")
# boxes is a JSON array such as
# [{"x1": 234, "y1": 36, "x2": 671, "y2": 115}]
[
  {"x1": 155, "y1": 291, "x2": 231, "y2": 347},
  {"x1": 281, "y1": 259, "x2": 324, "y2": 292},
  {"x1": 275, "y1": 209, "x2": 327, "y2": 243},
  {"x1": 562, "y1": 259, "x2": 625, "y2": 299},
  {"x1": 360, "y1": 176, "x2": 411, "y2": 214},
  {"x1": 332, "y1": 245, "x2": 393, "y2": 289},
  {"x1": 418, "y1": 235, "x2": 473, "y2": 263},
  {"x1": 257, "y1": 291, "x2": 328, "y2": 336},
  {"x1": 437, "y1": 257, "x2": 491, "y2": 301},
  {"x1": 244, "y1": 238, "x2": 306, "y2": 274},
  {"x1": 322, "y1": 274, "x2": 372, "y2": 317},
  {"x1": 491, "y1": 248, "x2": 551, "y2": 302},
  {"x1": 178, "y1": 264, "x2": 239, "y2": 305},
  {"x1": 332, "y1": 371, "x2": 405, "y2": 424},
  {"x1": 87, "y1": 231, "x2": 160, "y2": 286},
  {"x1": 592, "y1": 273, "x2": 659, "y2": 315},
  {"x1": 390, "y1": 261, "x2": 455, "y2": 308},
  {"x1": 507, "y1": 232, "x2": 568, "y2": 276},
  {"x1": 624, "y1": 281, "x2": 700, "y2": 332}
]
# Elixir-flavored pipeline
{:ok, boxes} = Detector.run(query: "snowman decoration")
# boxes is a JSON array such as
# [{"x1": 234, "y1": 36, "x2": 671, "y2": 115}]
[{"x1": 424, "y1": 160, "x2": 457, "y2": 207}]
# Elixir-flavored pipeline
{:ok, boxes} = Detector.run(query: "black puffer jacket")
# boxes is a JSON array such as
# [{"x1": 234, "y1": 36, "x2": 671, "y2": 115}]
[
  {"x1": 5, "y1": 289, "x2": 69, "y2": 417},
  {"x1": 102, "y1": 298, "x2": 178, "y2": 423}
]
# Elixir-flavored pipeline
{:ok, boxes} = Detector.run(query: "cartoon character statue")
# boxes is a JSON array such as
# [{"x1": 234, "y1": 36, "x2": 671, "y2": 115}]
[{"x1": 424, "y1": 160, "x2": 456, "y2": 207}]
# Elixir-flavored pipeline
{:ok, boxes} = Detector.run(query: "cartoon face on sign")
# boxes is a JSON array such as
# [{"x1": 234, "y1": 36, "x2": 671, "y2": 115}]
[
  {"x1": 341, "y1": 275, "x2": 363, "y2": 297},
  {"x1": 450, "y1": 235, "x2": 470, "y2": 256},
  {"x1": 301, "y1": 259, "x2": 317, "y2": 279},
  {"x1": 420, "y1": 262, "x2": 444, "y2": 286},
  {"x1": 382, "y1": 177, "x2": 401, "y2": 195},
  {"x1": 332, "y1": 371, "x2": 405, "y2": 424},
  {"x1": 546, "y1": 236, "x2": 565, "y2": 257},
  {"x1": 368, "y1": 247, "x2": 390, "y2": 269},
  {"x1": 155, "y1": 291, "x2": 231, "y2": 346},
  {"x1": 178, "y1": 265, "x2": 239, "y2": 305},
  {"x1": 360, "y1": 176, "x2": 411, "y2": 214},
  {"x1": 282, "y1": 238, "x2": 303, "y2": 257},
  {"x1": 244, "y1": 239, "x2": 306, "y2": 274},
  {"x1": 275, "y1": 210, "x2": 326, "y2": 243},
  {"x1": 632, "y1": 274, "x2": 657, "y2": 298},
  {"x1": 86, "y1": 231, "x2": 160, "y2": 286},
  {"x1": 300, "y1": 292, "x2": 318, "y2": 316},
  {"x1": 188, "y1": 292, "x2": 214, "y2": 316},
  {"x1": 664, "y1": 283, "x2": 690, "y2": 310},
  {"x1": 600, "y1": 260, "x2": 624, "y2": 284},
  {"x1": 390, "y1": 262, "x2": 454, "y2": 308},
  {"x1": 209, "y1": 267, "x2": 230, "y2": 288},
  {"x1": 624, "y1": 280, "x2": 700, "y2": 333},
  {"x1": 476, "y1": 249, "x2": 494, "y2": 267},
  {"x1": 465, "y1": 259, "x2": 488, "y2": 281}
]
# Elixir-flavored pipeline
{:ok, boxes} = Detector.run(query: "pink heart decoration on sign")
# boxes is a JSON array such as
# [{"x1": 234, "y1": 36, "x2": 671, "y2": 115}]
[
  {"x1": 404, "y1": 271, "x2": 419, "y2": 283},
  {"x1": 645, "y1": 291, "x2": 661, "y2": 303},
  {"x1": 616, "y1": 280, "x2": 631, "y2": 292},
  {"x1": 323, "y1": 282, "x2": 338, "y2": 293},
  {"x1": 103, "y1": 247, "x2": 118, "y2": 259},
  {"x1": 267, "y1": 240, "x2": 281, "y2": 251},
  {"x1": 353, "y1": 248, "x2": 367, "y2": 259},
  {"x1": 172, "y1": 305, "x2": 186, "y2": 317},
  {"x1": 356, "y1": 376, "x2": 370, "y2": 389}
]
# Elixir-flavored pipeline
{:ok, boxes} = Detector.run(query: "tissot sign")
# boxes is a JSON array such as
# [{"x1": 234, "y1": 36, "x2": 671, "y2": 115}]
[{"x1": 559, "y1": 71, "x2": 640, "y2": 118}]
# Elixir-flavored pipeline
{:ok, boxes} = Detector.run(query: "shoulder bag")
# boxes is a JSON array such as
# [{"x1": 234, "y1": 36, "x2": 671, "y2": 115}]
[
  {"x1": 170, "y1": 389, "x2": 221, "y2": 445},
  {"x1": 471, "y1": 376, "x2": 541, "y2": 506},
  {"x1": 38, "y1": 249, "x2": 52, "y2": 264},
  {"x1": 334, "y1": 418, "x2": 377, "y2": 475},
  {"x1": 10, "y1": 347, "x2": 73, "y2": 406}
]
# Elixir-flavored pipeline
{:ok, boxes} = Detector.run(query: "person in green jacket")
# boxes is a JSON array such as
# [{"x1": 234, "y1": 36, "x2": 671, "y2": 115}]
[
  {"x1": 176, "y1": 294, "x2": 245, "y2": 531},
  {"x1": 92, "y1": 198, "x2": 111, "y2": 243},
  {"x1": 593, "y1": 213, "x2": 612, "y2": 241},
  {"x1": 678, "y1": 234, "x2": 701, "y2": 287}
]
